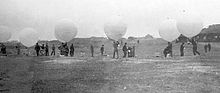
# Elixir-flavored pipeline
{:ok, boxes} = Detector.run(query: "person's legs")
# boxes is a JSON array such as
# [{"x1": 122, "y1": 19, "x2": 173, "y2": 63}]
[
  {"x1": 36, "y1": 50, "x2": 39, "y2": 56},
  {"x1": 124, "y1": 51, "x2": 127, "y2": 58}
]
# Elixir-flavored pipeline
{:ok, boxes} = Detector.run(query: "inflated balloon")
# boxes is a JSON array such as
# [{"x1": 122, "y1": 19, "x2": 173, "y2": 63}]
[
  {"x1": 177, "y1": 11, "x2": 203, "y2": 37},
  {"x1": 55, "y1": 19, "x2": 78, "y2": 42},
  {"x1": 0, "y1": 26, "x2": 12, "y2": 42},
  {"x1": 104, "y1": 22, "x2": 127, "y2": 41},
  {"x1": 159, "y1": 19, "x2": 181, "y2": 42},
  {"x1": 19, "y1": 28, "x2": 39, "y2": 47}
]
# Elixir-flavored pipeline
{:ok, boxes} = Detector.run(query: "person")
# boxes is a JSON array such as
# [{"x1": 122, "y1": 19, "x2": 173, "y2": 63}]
[
  {"x1": 100, "y1": 45, "x2": 104, "y2": 56},
  {"x1": 45, "y1": 43, "x2": 49, "y2": 56},
  {"x1": 204, "y1": 44, "x2": 208, "y2": 53},
  {"x1": 128, "y1": 47, "x2": 132, "y2": 57},
  {"x1": 15, "y1": 43, "x2": 21, "y2": 55},
  {"x1": 1, "y1": 43, "x2": 6, "y2": 55},
  {"x1": 113, "y1": 41, "x2": 119, "y2": 58},
  {"x1": 34, "y1": 43, "x2": 40, "y2": 56},
  {"x1": 51, "y1": 44, "x2": 56, "y2": 56},
  {"x1": 163, "y1": 42, "x2": 172, "y2": 57},
  {"x1": 163, "y1": 47, "x2": 170, "y2": 57},
  {"x1": 180, "y1": 43, "x2": 185, "y2": 56},
  {"x1": 133, "y1": 46, "x2": 135, "y2": 57},
  {"x1": 41, "y1": 44, "x2": 45, "y2": 56},
  {"x1": 70, "y1": 44, "x2": 74, "y2": 57},
  {"x1": 90, "y1": 44, "x2": 94, "y2": 57},
  {"x1": 191, "y1": 39, "x2": 200, "y2": 55},
  {"x1": 64, "y1": 43, "x2": 69, "y2": 56},
  {"x1": 137, "y1": 40, "x2": 140, "y2": 44},
  {"x1": 167, "y1": 42, "x2": 173, "y2": 57},
  {"x1": 208, "y1": 43, "x2": 211, "y2": 52},
  {"x1": 122, "y1": 43, "x2": 127, "y2": 58}
]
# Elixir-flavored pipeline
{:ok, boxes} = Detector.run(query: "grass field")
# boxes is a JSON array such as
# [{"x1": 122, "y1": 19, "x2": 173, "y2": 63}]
[{"x1": 0, "y1": 39, "x2": 220, "y2": 93}]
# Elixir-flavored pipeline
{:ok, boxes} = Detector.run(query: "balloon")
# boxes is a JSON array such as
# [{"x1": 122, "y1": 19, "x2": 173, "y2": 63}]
[
  {"x1": 159, "y1": 19, "x2": 181, "y2": 42},
  {"x1": 177, "y1": 11, "x2": 203, "y2": 37},
  {"x1": 0, "y1": 26, "x2": 12, "y2": 42},
  {"x1": 104, "y1": 22, "x2": 127, "y2": 41},
  {"x1": 55, "y1": 19, "x2": 78, "y2": 42},
  {"x1": 19, "y1": 28, "x2": 39, "y2": 47}
]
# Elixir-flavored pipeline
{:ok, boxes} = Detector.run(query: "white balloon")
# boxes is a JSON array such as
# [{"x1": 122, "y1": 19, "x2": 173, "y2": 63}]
[
  {"x1": 0, "y1": 26, "x2": 12, "y2": 42},
  {"x1": 104, "y1": 22, "x2": 127, "y2": 41},
  {"x1": 177, "y1": 11, "x2": 203, "y2": 37},
  {"x1": 159, "y1": 19, "x2": 181, "y2": 42},
  {"x1": 19, "y1": 28, "x2": 39, "y2": 47},
  {"x1": 55, "y1": 19, "x2": 78, "y2": 42}
]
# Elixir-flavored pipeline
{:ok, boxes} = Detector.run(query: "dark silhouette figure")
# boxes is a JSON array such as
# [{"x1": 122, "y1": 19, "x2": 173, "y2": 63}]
[
  {"x1": 64, "y1": 43, "x2": 69, "y2": 56},
  {"x1": 100, "y1": 45, "x2": 104, "y2": 56},
  {"x1": 41, "y1": 44, "x2": 45, "y2": 56},
  {"x1": 167, "y1": 42, "x2": 172, "y2": 57},
  {"x1": 1, "y1": 43, "x2": 6, "y2": 55},
  {"x1": 51, "y1": 44, "x2": 55, "y2": 56},
  {"x1": 191, "y1": 39, "x2": 200, "y2": 55},
  {"x1": 204, "y1": 44, "x2": 208, "y2": 53},
  {"x1": 208, "y1": 43, "x2": 211, "y2": 52},
  {"x1": 113, "y1": 41, "x2": 119, "y2": 58},
  {"x1": 128, "y1": 47, "x2": 132, "y2": 57},
  {"x1": 15, "y1": 43, "x2": 21, "y2": 55},
  {"x1": 70, "y1": 44, "x2": 74, "y2": 57},
  {"x1": 180, "y1": 43, "x2": 185, "y2": 56},
  {"x1": 45, "y1": 43, "x2": 49, "y2": 56},
  {"x1": 90, "y1": 45, "x2": 94, "y2": 57},
  {"x1": 133, "y1": 46, "x2": 135, "y2": 57},
  {"x1": 163, "y1": 42, "x2": 172, "y2": 57},
  {"x1": 122, "y1": 43, "x2": 128, "y2": 58},
  {"x1": 35, "y1": 43, "x2": 40, "y2": 56}
]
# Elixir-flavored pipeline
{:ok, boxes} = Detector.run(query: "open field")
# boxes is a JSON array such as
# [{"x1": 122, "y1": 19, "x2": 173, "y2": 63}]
[{"x1": 1, "y1": 39, "x2": 220, "y2": 93}]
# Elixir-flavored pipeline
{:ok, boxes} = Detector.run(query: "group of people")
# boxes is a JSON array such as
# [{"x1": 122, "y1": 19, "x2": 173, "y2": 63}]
[
  {"x1": 35, "y1": 42, "x2": 75, "y2": 57},
  {"x1": 57, "y1": 43, "x2": 75, "y2": 57},
  {"x1": 34, "y1": 43, "x2": 50, "y2": 56},
  {"x1": 122, "y1": 43, "x2": 135, "y2": 58},
  {"x1": 163, "y1": 38, "x2": 209, "y2": 57}
]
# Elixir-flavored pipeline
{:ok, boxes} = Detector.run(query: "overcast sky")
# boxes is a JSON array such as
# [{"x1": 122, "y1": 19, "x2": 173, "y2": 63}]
[{"x1": 1, "y1": 0, "x2": 220, "y2": 40}]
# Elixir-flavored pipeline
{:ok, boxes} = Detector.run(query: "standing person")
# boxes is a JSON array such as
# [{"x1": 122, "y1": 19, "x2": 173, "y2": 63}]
[
  {"x1": 35, "y1": 43, "x2": 40, "y2": 56},
  {"x1": 113, "y1": 41, "x2": 119, "y2": 58},
  {"x1": 208, "y1": 43, "x2": 211, "y2": 52},
  {"x1": 51, "y1": 44, "x2": 55, "y2": 56},
  {"x1": 45, "y1": 43, "x2": 49, "y2": 56},
  {"x1": 167, "y1": 42, "x2": 173, "y2": 57},
  {"x1": 204, "y1": 44, "x2": 208, "y2": 53},
  {"x1": 1, "y1": 43, "x2": 6, "y2": 55},
  {"x1": 191, "y1": 39, "x2": 200, "y2": 55},
  {"x1": 64, "y1": 43, "x2": 69, "y2": 56},
  {"x1": 122, "y1": 43, "x2": 127, "y2": 58},
  {"x1": 100, "y1": 45, "x2": 104, "y2": 56},
  {"x1": 180, "y1": 43, "x2": 185, "y2": 56},
  {"x1": 41, "y1": 44, "x2": 45, "y2": 56},
  {"x1": 133, "y1": 46, "x2": 135, "y2": 57},
  {"x1": 70, "y1": 44, "x2": 74, "y2": 57},
  {"x1": 15, "y1": 43, "x2": 21, "y2": 55},
  {"x1": 90, "y1": 44, "x2": 94, "y2": 57},
  {"x1": 128, "y1": 47, "x2": 132, "y2": 57}
]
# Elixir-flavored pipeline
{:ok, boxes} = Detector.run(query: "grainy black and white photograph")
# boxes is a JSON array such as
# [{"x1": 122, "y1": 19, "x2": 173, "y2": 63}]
[{"x1": 0, "y1": 0, "x2": 220, "y2": 93}]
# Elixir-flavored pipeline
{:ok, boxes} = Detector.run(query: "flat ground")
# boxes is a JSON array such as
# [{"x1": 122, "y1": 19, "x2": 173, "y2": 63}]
[{"x1": 0, "y1": 41, "x2": 220, "y2": 93}]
